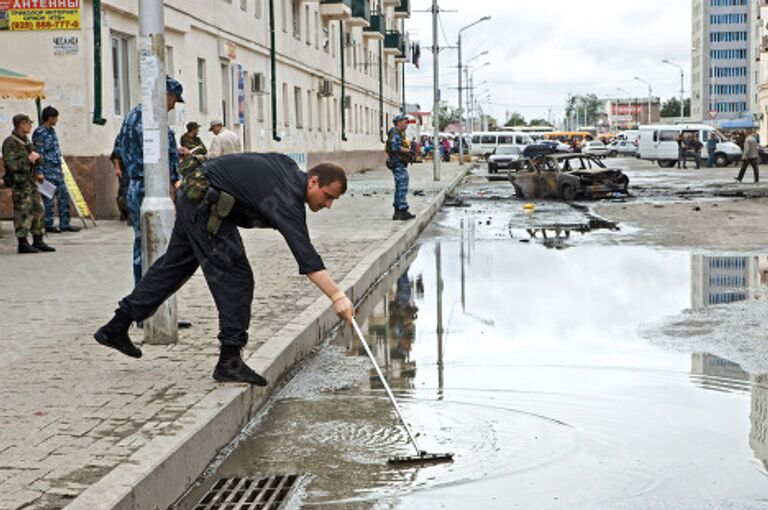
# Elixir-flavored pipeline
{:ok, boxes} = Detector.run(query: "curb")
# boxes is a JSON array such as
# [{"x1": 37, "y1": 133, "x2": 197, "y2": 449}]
[{"x1": 64, "y1": 169, "x2": 467, "y2": 510}]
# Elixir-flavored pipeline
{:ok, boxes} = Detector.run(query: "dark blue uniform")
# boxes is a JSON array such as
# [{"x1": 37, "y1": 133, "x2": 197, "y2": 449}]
[{"x1": 32, "y1": 124, "x2": 71, "y2": 229}]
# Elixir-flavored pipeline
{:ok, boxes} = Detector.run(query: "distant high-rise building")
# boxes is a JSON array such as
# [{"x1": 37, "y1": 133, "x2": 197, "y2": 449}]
[{"x1": 691, "y1": 0, "x2": 760, "y2": 125}]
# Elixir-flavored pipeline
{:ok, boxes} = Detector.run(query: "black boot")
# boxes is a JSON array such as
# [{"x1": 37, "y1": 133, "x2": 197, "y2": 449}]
[
  {"x1": 213, "y1": 347, "x2": 268, "y2": 386},
  {"x1": 392, "y1": 208, "x2": 416, "y2": 221},
  {"x1": 32, "y1": 235, "x2": 55, "y2": 252},
  {"x1": 94, "y1": 308, "x2": 142, "y2": 358},
  {"x1": 17, "y1": 237, "x2": 39, "y2": 254}
]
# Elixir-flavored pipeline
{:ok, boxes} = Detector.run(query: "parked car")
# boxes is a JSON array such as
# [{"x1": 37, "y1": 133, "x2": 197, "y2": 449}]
[
  {"x1": 488, "y1": 145, "x2": 525, "y2": 173},
  {"x1": 581, "y1": 140, "x2": 609, "y2": 158},
  {"x1": 540, "y1": 140, "x2": 572, "y2": 153},
  {"x1": 606, "y1": 140, "x2": 638, "y2": 157},
  {"x1": 509, "y1": 153, "x2": 629, "y2": 200}
]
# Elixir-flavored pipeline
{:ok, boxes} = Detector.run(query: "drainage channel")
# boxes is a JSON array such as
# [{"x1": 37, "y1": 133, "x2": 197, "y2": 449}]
[{"x1": 192, "y1": 475, "x2": 301, "y2": 510}]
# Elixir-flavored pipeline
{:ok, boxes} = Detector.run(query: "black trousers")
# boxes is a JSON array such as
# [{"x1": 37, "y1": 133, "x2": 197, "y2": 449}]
[
  {"x1": 119, "y1": 191, "x2": 254, "y2": 347},
  {"x1": 737, "y1": 158, "x2": 759, "y2": 183}
]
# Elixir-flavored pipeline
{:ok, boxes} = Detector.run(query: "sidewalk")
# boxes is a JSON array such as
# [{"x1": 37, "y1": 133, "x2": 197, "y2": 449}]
[{"x1": 0, "y1": 162, "x2": 467, "y2": 510}]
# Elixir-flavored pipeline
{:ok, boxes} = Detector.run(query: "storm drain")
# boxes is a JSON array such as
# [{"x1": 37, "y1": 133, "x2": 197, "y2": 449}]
[{"x1": 192, "y1": 475, "x2": 301, "y2": 510}]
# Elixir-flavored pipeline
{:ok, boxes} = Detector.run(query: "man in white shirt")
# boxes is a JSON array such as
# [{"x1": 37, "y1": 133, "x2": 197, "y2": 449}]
[{"x1": 208, "y1": 120, "x2": 242, "y2": 158}]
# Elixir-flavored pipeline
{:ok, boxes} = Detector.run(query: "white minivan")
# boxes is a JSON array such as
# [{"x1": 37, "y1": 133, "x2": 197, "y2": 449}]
[
  {"x1": 470, "y1": 131, "x2": 534, "y2": 158},
  {"x1": 638, "y1": 124, "x2": 742, "y2": 168}
]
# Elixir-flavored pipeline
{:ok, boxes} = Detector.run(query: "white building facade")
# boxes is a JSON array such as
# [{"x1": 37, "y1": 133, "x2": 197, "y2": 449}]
[
  {"x1": 0, "y1": 0, "x2": 412, "y2": 218},
  {"x1": 691, "y1": 0, "x2": 759, "y2": 125}
]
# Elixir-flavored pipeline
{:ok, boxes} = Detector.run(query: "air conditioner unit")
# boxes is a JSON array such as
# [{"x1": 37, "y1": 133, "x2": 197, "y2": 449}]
[
  {"x1": 318, "y1": 79, "x2": 334, "y2": 97},
  {"x1": 342, "y1": 95, "x2": 351, "y2": 109},
  {"x1": 251, "y1": 72, "x2": 266, "y2": 94}
]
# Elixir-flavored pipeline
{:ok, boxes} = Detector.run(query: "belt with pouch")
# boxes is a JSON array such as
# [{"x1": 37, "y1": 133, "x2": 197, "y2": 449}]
[{"x1": 200, "y1": 187, "x2": 236, "y2": 236}]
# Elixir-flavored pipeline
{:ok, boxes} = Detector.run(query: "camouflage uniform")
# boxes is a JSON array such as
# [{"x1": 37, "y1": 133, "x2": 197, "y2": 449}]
[
  {"x1": 110, "y1": 135, "x2": 129, "y2": 221},
  {"x1": 179, "y1": 132, "x2": 207, "y2": 155},
  {"x1": 386, "y1": 126, "x2": 410, "y2": 211},
  {"x1": 115, "y1": 105, "x2": 180, "y2": 285},
  {"x1": 32, "y1": 124, "x2": 71, "y2": 229},
  {"x1": 2, "y1": 132, "x2": 44, "y2": 238}
]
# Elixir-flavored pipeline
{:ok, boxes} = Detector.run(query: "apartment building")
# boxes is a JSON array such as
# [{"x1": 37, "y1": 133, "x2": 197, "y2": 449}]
[{"x1": 0, "y1": 0, "x2": 412, "y2": 219}]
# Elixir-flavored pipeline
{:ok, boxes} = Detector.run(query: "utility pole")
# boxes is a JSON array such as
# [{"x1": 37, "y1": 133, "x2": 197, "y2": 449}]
[
  {"x1": 432, "y1": 0, "x2": 440, "y2": 181},
  {"x1": 457, "y1": 16, "x2": 491, "y2": 166},
  {"x1": 139, "y1": 0, "x2": 177, "y2": 344},
  {"x1": 662, "y1": 59, "x2": 685, "y2": 124}
]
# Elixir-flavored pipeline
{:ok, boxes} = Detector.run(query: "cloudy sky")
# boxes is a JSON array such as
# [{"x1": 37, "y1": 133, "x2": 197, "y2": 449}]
[{"x1": 402, "y1": 0, "x2": 692, "y2": 125}]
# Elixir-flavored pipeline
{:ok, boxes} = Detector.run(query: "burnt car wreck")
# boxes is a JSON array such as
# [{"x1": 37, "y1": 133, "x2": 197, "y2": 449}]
[{"x1": 508, "y1": 153, "x2": 630, "y2": 200}]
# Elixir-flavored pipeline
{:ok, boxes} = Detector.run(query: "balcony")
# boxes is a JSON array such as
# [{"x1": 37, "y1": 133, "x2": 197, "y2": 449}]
[
  {"x1": 319, "y1": 0, "x2": 352, "y2": 20},
  {"x1": 384, "y1": 29, "x2": 405, "y2": 58},
  {"x1": 394, "y1": 0, "x2": 410, "y2": 18},
  {"x1": 363, "y1": 13, "x2": 385, "y2": 39},
  {"x1": 348, "y1": 0, "x2": 370, "y2": 28}
]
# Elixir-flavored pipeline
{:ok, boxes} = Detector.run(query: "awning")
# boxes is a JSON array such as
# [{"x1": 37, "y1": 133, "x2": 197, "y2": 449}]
[
  {"x1": 719, "y1": 118, "x2": 756, "y2": 129},
  {"x1": 0, "y1": 67, "x2": 45, "y2": 100}
]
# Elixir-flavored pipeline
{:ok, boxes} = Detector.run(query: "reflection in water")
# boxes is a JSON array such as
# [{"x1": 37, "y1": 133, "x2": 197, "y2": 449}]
[
  {"x1": 750, "y1": 375, "x2": 768, "y2": 471},
  {"x1": 690, "y1": 254, "x2": 768, "y2": 308}
]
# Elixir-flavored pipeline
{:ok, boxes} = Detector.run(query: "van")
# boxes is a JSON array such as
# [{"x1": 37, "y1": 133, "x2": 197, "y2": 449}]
[
  {"x1": 638, "y1": 124, "x2": 742, "y2": 168},
  {"x1": 469, "y1": 131, "x2": 533, "y2": 158},
  {"x1": 616, "y1": 130, "x2": 640, "y2": 145}
]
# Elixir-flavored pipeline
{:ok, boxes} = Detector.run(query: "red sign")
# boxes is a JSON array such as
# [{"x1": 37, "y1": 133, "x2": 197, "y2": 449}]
[
  {"x1": 611, "y1": 104, "x2": 643, "y2": 115},
  {"x1": 708, "y1": 110, "x2": 718, "y2": 119},
  {"x1": 0, "y1": 0, "x2": 80, "y2": 31}
]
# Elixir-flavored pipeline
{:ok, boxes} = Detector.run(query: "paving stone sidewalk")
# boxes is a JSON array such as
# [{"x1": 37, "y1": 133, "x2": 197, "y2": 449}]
[{"x1": 0, "y1": 163, "x2": 466, "y2": 510}]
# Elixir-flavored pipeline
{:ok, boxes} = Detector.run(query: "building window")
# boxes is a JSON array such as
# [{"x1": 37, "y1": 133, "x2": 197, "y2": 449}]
[
  {"x1": 197, "y1": 58, "x2": 207, "y2": 113},
  {"x1": 282, "y1": 83, "x2": 290, "y2": 127},
  {"x1": 294, "y1": 86, "x2": 303, "y2": 128},
  {"x1": 307, "y1": 89, "x2": 313, "y2": 131},
  {"x1": 305, "y1": 5, "x2": 311, "y2": 43},
  {"x1": 317, "y1": 94, "x2": 322, "y2": 131},
  {"x1": 291, "y1": 0, "x2": 300, "y2": 38},
  {"x1": 254, "y1": 0, "x2": 262, "y2": 18},
  {"x1": 221, "y1": 63, "x2": 233, "y2": 126},
  {"x1": 165, "y1": 45, "x2": 175, "y2": 77},
  {"x1": 111, "y1": 34, "x2": 131, "y2": 116},
  {"x1": 315, "y1": 11, "x2": 320, "y2": 49}
]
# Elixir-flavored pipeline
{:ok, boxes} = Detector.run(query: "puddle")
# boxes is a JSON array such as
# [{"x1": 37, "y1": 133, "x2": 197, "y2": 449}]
[{"x1": 174, "y1": 209, "x2": 768, "y2": 509}]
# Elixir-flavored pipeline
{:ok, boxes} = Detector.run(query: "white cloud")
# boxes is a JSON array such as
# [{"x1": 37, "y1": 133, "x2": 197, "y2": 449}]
[{"x1": 404, "y1": 0, "x2": 691, "y2": 124}]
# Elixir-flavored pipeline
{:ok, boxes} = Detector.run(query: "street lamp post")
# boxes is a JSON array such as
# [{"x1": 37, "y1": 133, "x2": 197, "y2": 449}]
[
  {"x1": 634, "y1": 76, "x2": 653, "y2": 125},
  {"x1": 457, "y1": 16, "x2": 490, "y2": 166},
  {"x1": 468, "y1": 64, "x2": 489, "y2": 133},
  {"x1": 662, "y1": 59, "x2": 684, "y2": 123}
]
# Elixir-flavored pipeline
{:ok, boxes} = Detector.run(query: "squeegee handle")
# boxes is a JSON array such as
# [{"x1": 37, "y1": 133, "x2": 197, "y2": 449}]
[{"x1": 351, "y1": 318, "x2": 422, "y2": 455}]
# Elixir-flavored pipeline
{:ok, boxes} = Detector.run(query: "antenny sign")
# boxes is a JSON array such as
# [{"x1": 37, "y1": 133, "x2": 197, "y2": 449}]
[{"x1": 0, "y1": 0, "x2": 81, "y2": 31}]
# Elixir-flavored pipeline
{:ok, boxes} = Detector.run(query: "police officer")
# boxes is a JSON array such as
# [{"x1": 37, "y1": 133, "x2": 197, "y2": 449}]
[
  {"x1": 33, "y1": 106, "x2": 80, "y2": 233},
  {"x1": 179, "y1": 121, "x2": 207, "y2": 156},
  {"x1": 94, "y1": 154, "x2": 355, "y2": 385},
  {"x1": 386, "y1": 115, "x2": 415, "y2": 220},
  {"x1": 114, "y1": 76, "x2": 182, "y2": 285},
  {"x1": 1, "y1": 114, "x2": 55, "y2": 253}
]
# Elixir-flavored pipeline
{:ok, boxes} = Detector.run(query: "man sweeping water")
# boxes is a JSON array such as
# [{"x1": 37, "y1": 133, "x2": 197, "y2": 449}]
[{"x1": 94, "y1": 153, "x2": 355, "y2": 385}]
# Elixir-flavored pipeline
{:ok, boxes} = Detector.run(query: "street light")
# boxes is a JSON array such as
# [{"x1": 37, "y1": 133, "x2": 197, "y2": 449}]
[
  {"x1": 634, "y1": 76, "x2": 653, "y2": 125},
  {"x1": 468, "y1": 63, "x2": 490, "y2": 132},
  {"x1": 457, "y1": 16, "x2": 491, "y2": 165},
  {"x1": 662, "y1": 59, "x2": 684, "y2": 124}
]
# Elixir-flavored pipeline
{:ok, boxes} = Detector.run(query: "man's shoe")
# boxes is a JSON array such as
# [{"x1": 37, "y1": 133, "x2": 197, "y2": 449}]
[
  {"x1": 94, "y1": 309, "x2": 142, "y2": 358},
  {"x1": 393, "y1": 208, "x2": 416, "y2": 221},
  {"x1": 60, "y1": 225, "x2": 81, "y2": 233},
  {"x1": 213, "y1": 357, "x2": 268, "y2": 386},
  {"x1": 32, "y1": 235, "x2": 55, "y2": 252},
  {"x1": 17, "y1": 237, "x2": 39, "y2": 254},
  {"x1": 45, "y1": 226, "x2": 61, "y2": 234}
]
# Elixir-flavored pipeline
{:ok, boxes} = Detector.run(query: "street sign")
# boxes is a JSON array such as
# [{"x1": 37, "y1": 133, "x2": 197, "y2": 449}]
[{"x1": 708, "y1": 110, "x2": 718, "y2": 119}]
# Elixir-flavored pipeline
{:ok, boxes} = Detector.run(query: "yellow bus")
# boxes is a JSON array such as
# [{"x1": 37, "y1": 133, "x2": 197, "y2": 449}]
[{"x1": 543, "y1": 131, "x2": 594, "y2": 147}]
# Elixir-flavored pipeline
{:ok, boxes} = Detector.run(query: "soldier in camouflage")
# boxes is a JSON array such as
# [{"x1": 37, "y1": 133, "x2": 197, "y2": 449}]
[
  {"x1": 32, "y1": 106, "x2": 80, "y2": 233},
  {"x1": 385, "y1": 114, "x2": 415, "y2": 221},
  {"x1": 1, "y1": 114, "x2": 55, "y2": 253},
  {"x1": 179, "y1": 121, "x2": 207, "y2": 156},
  {"x1": 115, "y1": 76, "x2": 182, "y2": 285}
]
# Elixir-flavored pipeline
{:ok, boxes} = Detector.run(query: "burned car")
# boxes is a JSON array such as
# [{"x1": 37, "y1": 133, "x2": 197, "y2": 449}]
[{"x1": 509, "y1": 153, "x2": 629, "y2": 200}]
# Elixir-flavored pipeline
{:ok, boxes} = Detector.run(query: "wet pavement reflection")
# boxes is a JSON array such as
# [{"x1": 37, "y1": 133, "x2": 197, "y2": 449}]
[{"x1": 175, "y1": 205, "x2": 768, "y2": 510}]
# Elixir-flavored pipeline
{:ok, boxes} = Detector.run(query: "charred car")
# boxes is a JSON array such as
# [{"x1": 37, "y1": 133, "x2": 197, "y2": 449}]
[{"x1": 509, "y1": 153, "x2": 629, "y2": 200}]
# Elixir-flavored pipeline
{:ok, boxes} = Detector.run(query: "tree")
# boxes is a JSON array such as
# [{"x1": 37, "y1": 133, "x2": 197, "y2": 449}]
[
  {"x1": 564, "y1": 94, "x2": 602, "y2": 129},
  {"x1": 438, "y1": 102, "x2": 460, "y2": 131},
  {"x1": 504, "y1": 111, "x2": 526, "y2": 127},
  {"x1": 528, "y1": 118, "x2": 552, "y2": 127},
  {"x1": 660, "y1": 97, "x2": 691, "y2": 118}
]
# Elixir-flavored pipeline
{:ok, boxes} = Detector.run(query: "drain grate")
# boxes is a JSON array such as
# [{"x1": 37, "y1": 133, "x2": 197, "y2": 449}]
[{"x1": 193, "y1": 474, "x2": 301, "y2": 510}]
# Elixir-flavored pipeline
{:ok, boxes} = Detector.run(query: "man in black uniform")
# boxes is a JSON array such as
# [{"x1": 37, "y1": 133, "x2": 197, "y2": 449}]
[{"x1": 94, "y1": 153, "x2": 355, "y2": 385}]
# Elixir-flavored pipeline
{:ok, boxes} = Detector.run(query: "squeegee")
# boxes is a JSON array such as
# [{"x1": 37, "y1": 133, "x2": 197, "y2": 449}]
[{"x1": 351, "y1": 318, "x2": 454, "y2": 465}]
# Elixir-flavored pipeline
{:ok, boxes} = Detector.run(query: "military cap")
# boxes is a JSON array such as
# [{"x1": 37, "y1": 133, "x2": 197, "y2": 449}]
[
  {"x1": 393, "y1": 114, "x2": 407, "y2": 124},
  {"x1": 12, "y1": 113, "x2": 32, "y2": 128},
  {"x1": 186, "y1": 121, "x2": 200, "y2": 131},
  {"x1": 166, "y1": 76, "x2": 185, "y2": 103}
]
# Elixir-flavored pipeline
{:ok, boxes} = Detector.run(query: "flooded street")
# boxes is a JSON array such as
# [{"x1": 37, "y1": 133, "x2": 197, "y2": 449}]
[{"x1": 176, "y1": 188, "x2": 768, "y2": 510}]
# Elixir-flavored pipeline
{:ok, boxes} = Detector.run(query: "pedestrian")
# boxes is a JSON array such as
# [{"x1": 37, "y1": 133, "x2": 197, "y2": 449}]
[
  {"x1": 690, "y1": 134, "x2": 703, "y2": 169},
  {"x1": 1, "y1": 114, "x2": 55, "y2": 253},
  {"x1": 706, "y1": 134, "x2": 717, "y2": 168},
  {"x1": 207, "y1": 120, "x2": 242, "y2": 158},
  {"x1": 115, "y1": 76, "x2": 182, "y2": 286},
  {"x1": 385, "y1": 115, "x2": 415, "y2": 220},
  {"x1": 94, "y1": 155, "x2": 355, "y2": 385},
  {"x1": 735, "y1": 129, "x2": 759, "y2": 183},
  {"x1": 677, "y1": 134, "x2": 687, "y2": 169},
  {"x1": 109, "y1": 137, "x2": 129, "y2": 223},
  {"x1": 179, "y1": 121, "x2": 207, "y2": 156},
  {"x1": 32, "y1": 106, "x2": 80, "y2": 233}
]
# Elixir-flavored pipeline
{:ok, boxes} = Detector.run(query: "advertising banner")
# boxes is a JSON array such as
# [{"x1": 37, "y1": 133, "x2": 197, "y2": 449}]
[{"x1": 0, "y1": 0, "x2": 80, "y2": 31}]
